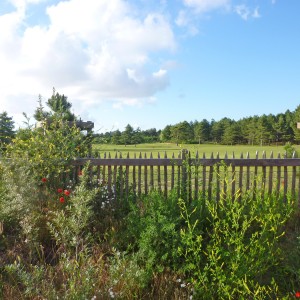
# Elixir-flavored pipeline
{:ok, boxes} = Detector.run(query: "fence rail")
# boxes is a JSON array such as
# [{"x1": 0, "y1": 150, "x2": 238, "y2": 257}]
[{"x1": 71, "y1": 150, "x2": 300, "y2": 203}]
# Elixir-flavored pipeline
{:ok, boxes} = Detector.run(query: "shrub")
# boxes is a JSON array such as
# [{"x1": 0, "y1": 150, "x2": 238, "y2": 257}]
[
  {"x1": 123, "y1": 190, "x2": 182, "y2": 273},
  {"x1": 5, "y1": 116, "x2": 89, "y2": 191},
  {"x1": 178, "y1": 189, "x2": 294, "y2": 299}
]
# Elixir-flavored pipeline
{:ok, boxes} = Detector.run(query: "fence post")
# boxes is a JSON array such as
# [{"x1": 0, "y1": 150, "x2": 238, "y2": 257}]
[{"x1": 181, "y1": 149, "x2": 189, "y2": 201}]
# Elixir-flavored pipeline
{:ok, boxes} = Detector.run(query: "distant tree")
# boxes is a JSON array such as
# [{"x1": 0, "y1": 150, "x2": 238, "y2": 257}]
[
  {"x1": 221, "y1": 122, "x2": 241, "y2": 145},
  {"x1": 211, "y1": 118, "x2": 231, "y2": 143},
  {"x1": 122, "y1": 124, "x2": 134, "y2": 145},
  {"x1": 194, "y1": 119, "x2": 210, "y2": 144},
  {"x1": 242, "y1": 116, "x2": 259, "y2": 145},
  {"x1": 0, "y1": 111, "x2": 15, "y2": 148},
  {"x1": 292, "y1": 105, "x2": 300, "y2": 143},
  {"x1": 170, "y1": 121, "x2": 193, "y2": 145},
  {"x1": 160, "y1": 125, "x2": 172, "y2": 142},
  {"x1": 111, "y1": 130, "x2": 122, "y2": 144},
  {"x1": 143, "y1": 128, "x2": 159, "y2": 143},
  {"x1": 256, "y1": 115, "x2": 273, "y2": 145}
]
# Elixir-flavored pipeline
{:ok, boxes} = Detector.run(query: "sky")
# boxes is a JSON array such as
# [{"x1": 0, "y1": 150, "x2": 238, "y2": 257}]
[{"x1": 1, "y1": 0, "x2": 300, "y2": 133}]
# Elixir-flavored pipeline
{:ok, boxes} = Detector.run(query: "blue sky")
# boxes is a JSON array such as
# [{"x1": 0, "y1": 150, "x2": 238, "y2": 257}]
[{"x1": 1, "y1": 0, "x2": 300, "y2": 133}]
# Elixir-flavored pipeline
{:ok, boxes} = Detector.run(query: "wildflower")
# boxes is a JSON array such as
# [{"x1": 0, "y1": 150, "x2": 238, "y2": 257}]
[
  {"x1": 78, "y1": 170, "x2": 83, "y2": 176},
  {"x1": 296, "y1": 291, "x2": 300, "y2": 298},
  {"x1": 57, "y1": 188, "x2": 63, "y2": 193},
  {"x1": 59, "y1": 197, "x2": 65, "y2": 203},
  {"x1": 64, "y1": 190, "x2": 70, "y2": 196},
  {"x1": 41, "y1": 177, "x2": 47, "y2": 183}
]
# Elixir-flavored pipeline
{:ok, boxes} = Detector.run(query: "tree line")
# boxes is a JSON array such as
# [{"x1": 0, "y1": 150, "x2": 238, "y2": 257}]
[
  {"x1": 1, "y1": 90, "x2": 300, "y2": 148},
  {"x1": 94, "y1": 106, "x2": 300, "y2": 145}
]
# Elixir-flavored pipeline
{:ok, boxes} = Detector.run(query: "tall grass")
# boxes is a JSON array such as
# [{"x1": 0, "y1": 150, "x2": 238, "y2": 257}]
[{"x1": 1, "y1": 161, "x2": 300, "y2": 299}]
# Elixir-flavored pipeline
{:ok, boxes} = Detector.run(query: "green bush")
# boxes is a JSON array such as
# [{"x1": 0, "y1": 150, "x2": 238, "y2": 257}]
[
  {"x1": 178, "y1": 190, "x2": 294, "y2": 299},
  {"x1": 123, "y1": 190, "x2": 182, "y2": 273},
  {"x1": 5, "y1": 117, "x2": 89, "y2": 191}
]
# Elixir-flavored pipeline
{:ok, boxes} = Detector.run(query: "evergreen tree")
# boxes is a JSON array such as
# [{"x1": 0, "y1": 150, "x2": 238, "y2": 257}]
[
  {"x1": 33, "y1": 88, "x2": 76, "y2": 122},
  {"x1": 122, "y1": 124, "x2": 134, "y2": 145},
  {"x1": 170, "y1": 121, "x2": 193, "y2": 145},
  {"x1": 194, "y1": 119, "x2": 210, "y2": 144},
  {"x1": 46, "y1": 87, "x2": 75, "y2": 121},
  {"x1": 0, "y1": 111, "x2": 15, "y2": 148},
  {"x1": 34, "y1": 95, "x2": 50, "y2": 121},
  {"x1": 111, "y1": 130, "x2": 122, "y2": 144},
  {"x1": 160, "y1": 125, "x2": 172, "y2": 142}
]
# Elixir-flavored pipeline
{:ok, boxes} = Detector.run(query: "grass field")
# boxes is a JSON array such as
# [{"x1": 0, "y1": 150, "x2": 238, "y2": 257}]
[{"x1": 94, "y1": 142, "x2": 300, "y2": 158}]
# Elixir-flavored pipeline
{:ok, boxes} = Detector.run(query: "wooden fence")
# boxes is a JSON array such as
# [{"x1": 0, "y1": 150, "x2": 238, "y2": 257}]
[{"x1": 71, "y1": 150, "x2": 300, "y2": 203}]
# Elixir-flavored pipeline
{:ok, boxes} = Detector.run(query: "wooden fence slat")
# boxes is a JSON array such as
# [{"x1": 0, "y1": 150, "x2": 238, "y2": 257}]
[
  {"x1": 138, "y1": 152, "x2": 142, "y2": 197},
  {"x1": 171, "y1": 153, "x2": 175, "y2": 190},
  {"x1": 157, "y1": 152, "x2": 161, "y2": 193},
  {"x1": 284, "y1": 166, "x2": 288, "y2": 203},
  {"x1": 292, "y1": 165, "x2": 296, "y2": 199},
  {"x1": 68, "y1": 149, "x2": 300, "y2": 204},
  {"x1": 238, "y1": 153, "x2": 243, "y2": 201},
  {"x1": 164, "y1": 152, "x2": 168, "y2": 198},
  {"x1": 202, "y1": 153, "x2": 206, "y2": 199},
  {"x1": 108, "y1": 165, "x2": 112, "y2": 198},
  {"x1": 208, "y1": 153, "x2": 214, "y2": 201}
]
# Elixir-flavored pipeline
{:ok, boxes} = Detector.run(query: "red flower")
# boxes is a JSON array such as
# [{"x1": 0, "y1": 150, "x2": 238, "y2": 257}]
[
  {"x1": 41, "y1": 177, "x2": 47, "y2": 183},
  {"x1": 295, "y1": 291, "x2": 300, "y2": 298},
  {"x1": 64, "y1": 190, "x2": 70, "y2": 196},
  {"x1": 59, "y1": 197, "x2": 65, "y2": 203},
  {"x1": 78, "y1": 170, "x2": 83, "y2": 176},
  {"x1": 57, "y1": 188, "x2": 63, "y2": 193}
]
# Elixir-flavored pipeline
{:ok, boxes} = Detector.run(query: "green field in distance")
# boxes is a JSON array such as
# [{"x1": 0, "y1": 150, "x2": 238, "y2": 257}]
[{"x1": 93, "y1": 143, "x2": 300, "y2": 159}]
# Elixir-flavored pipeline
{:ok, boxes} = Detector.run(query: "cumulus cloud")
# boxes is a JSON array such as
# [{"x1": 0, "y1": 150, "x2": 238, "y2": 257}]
[
  {"x1": 0, "y1": 0, "x2": 176, "y2": 124},
  {"x1": 0, "y1": 0, "x2": 266, "y2": 129}
]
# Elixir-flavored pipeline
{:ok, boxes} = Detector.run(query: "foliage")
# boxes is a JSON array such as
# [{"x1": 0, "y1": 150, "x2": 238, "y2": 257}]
[
  {"x1": 123, "y1": 190, "x2": 182, "y2": 273},
  {"x1": 0, "y1": 111, "x2": 15, "y2": 149},
  {"x1": 95, "y1": 105, "x2": 300, "y2": 146},
  {"x1": 284, "y1": 141, "x2": 297, "y2": 158},
  {"x1": 2, "y1": 101, "x2": 300, "y2": 298},
  {"x1": 34, "y1": 87, "x2": 75, "y2": 122},
  {"x1": 178, "y1": 190, "x2": 293, "y2": 299},
  {"x1": 5, "y1": 116, "x2": 89, "y2": 190}
]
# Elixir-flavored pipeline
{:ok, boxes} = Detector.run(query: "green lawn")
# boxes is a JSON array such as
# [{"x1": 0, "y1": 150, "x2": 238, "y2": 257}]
[{"x1": 93, "y1": 143, "x2": 299, "y2": 159}]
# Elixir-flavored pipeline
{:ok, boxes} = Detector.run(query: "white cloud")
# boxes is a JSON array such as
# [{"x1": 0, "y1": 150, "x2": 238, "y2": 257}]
[
  {"x1": 252, "y1": 7, "x2": 261, "y2": 19},
  {"x1": 0, "y1": 0, "x2": 176, "y2": 126},
  {"x1": 182, "y1": 0, "x2": 230, "y2": 13},
  {"x1": 235, "y1": 4, "x2": 261, "y2": 21},
  {"x1": 178, "y1": 0, "x2": 230, "y2": 36},
  {"x1": 176, "y1": 9, "x2": 199, "y2": 36}
]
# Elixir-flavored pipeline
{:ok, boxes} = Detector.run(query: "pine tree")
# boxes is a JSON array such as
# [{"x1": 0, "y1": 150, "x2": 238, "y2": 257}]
[
  {"x1": 46, "y1": 87, "x2": 75, "y2": 121},
  {"x1": 0, "y1": 111, "x2": 15, "y2": 148},
  {"x1": 33, "y1": 94, "x2": 50, "y2": 121}
]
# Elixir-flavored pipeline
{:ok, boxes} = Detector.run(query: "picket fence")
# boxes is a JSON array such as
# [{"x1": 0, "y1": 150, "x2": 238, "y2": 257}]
[{"x1": 71, "y1": 150, "x2": 300, "y2": 203}]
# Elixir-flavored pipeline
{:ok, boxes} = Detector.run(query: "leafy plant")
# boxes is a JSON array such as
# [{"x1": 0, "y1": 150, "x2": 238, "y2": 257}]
[
  {"x1": 178, "y1": 187, "x2": 293, "y2": 299},
  {"x1": 124, "y1": 190, "x2": 182, "y2": 273}
]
